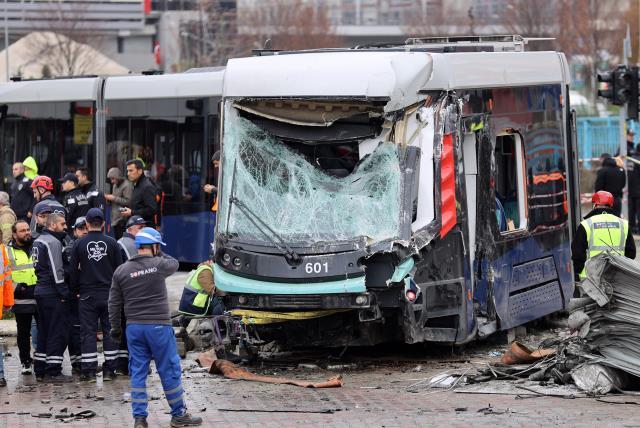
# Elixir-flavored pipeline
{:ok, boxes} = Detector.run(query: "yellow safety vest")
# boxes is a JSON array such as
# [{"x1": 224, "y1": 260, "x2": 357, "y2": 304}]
[
  {"x1": 178, "y1": 264, "x2": 212, "y2": 316},
  {"x1": 579, "y1": 213, "x2": 628, "y2": 278},
  {"x1": 6, "y1": 246, "x2": 36, "y2": 286}
]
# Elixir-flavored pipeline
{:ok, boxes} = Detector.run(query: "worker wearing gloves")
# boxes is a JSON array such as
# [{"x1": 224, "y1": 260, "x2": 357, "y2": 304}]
[
  {"x1": 178, "y1": 259, "x2": 224, "y2": 318},
  {"x1": 572, "y1": 190, "x2": 636, "y2": 280},
  {"x1": 109, "y1": 228, "x2": 202, "y2": 428}
]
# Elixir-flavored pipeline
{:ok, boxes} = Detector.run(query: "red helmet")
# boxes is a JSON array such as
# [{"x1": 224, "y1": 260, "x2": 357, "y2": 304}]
[
  {"x1": 592, "y1": 190, "x2": 614, "y2": 207},
  {"x1": 30, "y1": 175, "x2": 54, "y2": 191}
]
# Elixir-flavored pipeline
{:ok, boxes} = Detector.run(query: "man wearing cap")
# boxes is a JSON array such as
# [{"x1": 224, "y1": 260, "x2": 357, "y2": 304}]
[
  {"x1": 572, "y1": 190, "x2": 636, "y2": 281},
  {"x1": 69, "y1": 208, "x2": 122, "y2": 381},
  {"x1": 106, "y1": 167, "x2": 133, "y2": 240},
  {"x1": 33, "y1": 212, "x2": 72, "y2": 383},
  {"x1": 31, "y1": 199, "x2": 65, "y2": 240},
  {"x1": 109, "y1": 228, "x2": 202, "y2": 428},
  {"x1": 60, "y1": 172, "x2": 89, "y2": 236},
  {"x1": 118, "y1": 216, "x2": 146, "y2": 262},
  {"x1": 112, "y1": 215, "x2": 146, "y2": 375},
  {"x1": 63, "y1": 216, "x2": 88, "y2": 374}
]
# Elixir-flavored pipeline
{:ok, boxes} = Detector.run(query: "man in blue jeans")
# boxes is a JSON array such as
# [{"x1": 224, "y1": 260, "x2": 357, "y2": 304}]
[{"x1": 108, "y1": 227, "x2": 201, "y2": 428}]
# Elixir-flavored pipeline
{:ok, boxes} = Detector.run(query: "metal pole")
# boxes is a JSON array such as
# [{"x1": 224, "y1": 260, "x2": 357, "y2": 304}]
[{"x1": 4, "y1": 0, "x2": 9, "y2": 81}]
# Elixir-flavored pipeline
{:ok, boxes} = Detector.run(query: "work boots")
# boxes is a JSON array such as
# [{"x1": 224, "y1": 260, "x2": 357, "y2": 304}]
[
  {"x1": 170, "y1": 413, "x2": 203, "y2": 427},
  {"x1": 133, "y1": 417, "x2": 148, "y2": 428}
]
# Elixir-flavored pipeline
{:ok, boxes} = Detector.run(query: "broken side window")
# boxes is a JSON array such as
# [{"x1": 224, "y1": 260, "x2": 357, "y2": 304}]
[{"x1": 494, "y1": 133, "x2": 528, "y2": 232}]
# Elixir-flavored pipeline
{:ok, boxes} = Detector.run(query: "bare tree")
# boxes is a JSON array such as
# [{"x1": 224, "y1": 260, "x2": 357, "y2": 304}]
[
  {"x1": 499, "y1": 0, "x2": 557, "y2": 50},
  {"x1": 238, "y1": 0, "x2": 343, "y2": 51},
  {"x1": 555, "y1": 0, "x2": 628, "y2": 99},
  {"x1": 24, "y1": 1, "x2": 108, "y2": 76}
]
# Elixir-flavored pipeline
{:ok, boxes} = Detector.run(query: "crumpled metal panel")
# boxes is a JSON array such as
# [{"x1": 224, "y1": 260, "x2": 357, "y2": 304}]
[{"x1": 576, "y1": 252, "x2": 640, "y2": 377}]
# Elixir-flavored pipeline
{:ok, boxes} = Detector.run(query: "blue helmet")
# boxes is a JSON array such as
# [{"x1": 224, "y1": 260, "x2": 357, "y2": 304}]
[{"x1": 135, "y1": 227, "x2": 166, "y2": 248}]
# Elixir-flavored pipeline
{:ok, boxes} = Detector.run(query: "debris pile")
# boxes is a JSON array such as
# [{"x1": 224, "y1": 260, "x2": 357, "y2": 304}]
[{"x1": 458, "y1": 253, "x2": 640, "y2": 396}]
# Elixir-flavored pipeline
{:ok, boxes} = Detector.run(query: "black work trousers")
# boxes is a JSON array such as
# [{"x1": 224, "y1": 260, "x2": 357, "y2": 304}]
[
  {"x1": 68, "y1": 298, "x2": 81, "y2": 368},
  {"x1": 115, "y1": 311, "x2": 129, "y2": 373},
  {"x1": 79, "y1": 288, "x2": 116, "y2": 374},
  {"x1": 15, "y1": 312, "x2": 37, "y2": 365},
  {"x1": 34, "y1": 296, "x2": 69, "y2": 377},
  {"x1": 630, "y1": 197, "x2": 640, "y2": 232}
]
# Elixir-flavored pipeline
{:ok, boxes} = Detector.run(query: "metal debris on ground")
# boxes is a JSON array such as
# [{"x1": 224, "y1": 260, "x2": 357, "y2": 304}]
[{"x1": 199, "y1": 355, "x2": 344, "y2": 388}]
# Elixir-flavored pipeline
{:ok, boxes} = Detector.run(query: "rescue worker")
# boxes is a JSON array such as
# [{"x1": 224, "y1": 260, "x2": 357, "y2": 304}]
[
  {"x1": 118, "y1": 216, "x2": 146, "y2": 261},
  {"x1": 0, "y1": 240, "x2": 14, "y2": 387},
  {"x1": 572, "y1": 190, "x2": 636, "y2": 280},
  {"x1": 105, "y1": 167, "x2": 133, "y2": 240},
  {"x1": 0, "y1": 191, "x2": 17, "y2": 244},
  {"x1": 76, "y1": 168, "x2": 106, "y2": 211},
  {"x1": 112, "y1": 215, "x2": 146, "y2": 376},
  {"x1": 8, "y1": 220, "x2": 37, "y2": 375},
  {"x1": 31, "y1": 199, "x2": 65, "y2": 240},
  {"x1": 33, "y1": 212, "x2": 72, "y2": 383},
  {"x1": 178, "y1": 259, "x2": 223, "y2": 318},
  {"x1": 109, "y1": 228, "x2": 202, "y2": 428},
  {"x1": 59, "y1": 172, "x2": 89, "y2": 235},
  {"x1": 121, "y1": 159, "x2": 159, "y2": 227},
  {"x1": 63, "y1": 216, "x2": 88, "y2": 374},
  {"x1": 69, "y1": 208, "x2": 122, "y2": 381},
  {"x1": 23, "y1": 156, "x2": 38, "y2": 180},
  {"x1": 29, "y1": 175, "x2": 57, "y2": 235},
  {"x1": 595, "y1": 153, "x2": 626, "y2": 217},
  {"x1": 10, "y1": 162, "x2": 34, "y2": 221}
]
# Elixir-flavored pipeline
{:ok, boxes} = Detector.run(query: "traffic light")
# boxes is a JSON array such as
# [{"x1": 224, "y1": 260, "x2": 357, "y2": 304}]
[
  {"x1": 597, "y1": 70, "x2": 615, "y2": 102},
  {"x1": 597, "y1": 65, "x2": 640, "y2": 118},
  {"x1": 627, "y1": 66, "x2": 639, "y2": 121}
]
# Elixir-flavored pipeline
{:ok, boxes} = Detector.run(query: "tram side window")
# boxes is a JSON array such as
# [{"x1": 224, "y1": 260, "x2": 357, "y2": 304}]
[{"x1": 494, "y1": 133, "x2": 527, "y2": 233}]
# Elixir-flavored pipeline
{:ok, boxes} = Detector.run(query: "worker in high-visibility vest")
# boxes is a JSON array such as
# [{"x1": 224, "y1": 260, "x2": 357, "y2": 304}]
[
  {"x1": 178, "y1": 260, "x2": 223, "y2": 318},
  {"x1": 7, "y1": 220, "x2": 37, "y2": 376},
  {"x1": 572, "y1": 190, "x2": 636, "y2": 280}
]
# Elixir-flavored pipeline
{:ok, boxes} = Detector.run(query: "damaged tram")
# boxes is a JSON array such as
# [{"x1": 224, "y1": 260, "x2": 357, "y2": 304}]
[{"x1": 214, "y1": 36, "x2": 580, "y2": 347}]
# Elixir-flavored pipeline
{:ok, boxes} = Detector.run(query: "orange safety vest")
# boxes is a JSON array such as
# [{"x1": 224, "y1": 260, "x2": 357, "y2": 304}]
[{"x1": 0, "y1": 244, "x2": 14, "y2": 317}]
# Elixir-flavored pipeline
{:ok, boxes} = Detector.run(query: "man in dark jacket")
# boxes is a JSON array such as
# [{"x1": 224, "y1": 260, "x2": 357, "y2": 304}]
[
  {"x1": 571, "y1": 190, "x2": 636, "y2": 281},
  {"x1": 594, "y1": 153, "x2": 626, "y2": 216},
  {"x1": 109, "y1": 228, "x2": 201, "y2": 428},
  {"x1": 8, "y1": 220, "x2": 37, "y2": 375},
  {"x1": 10, "y1": 162, "x2": 34, "y2": 221},
  {"x1": 59, "y1": 172, "x2": 89, "y2": 236},
  {"x1": 76, "y1": 168, "x2": 106, "y2": 212},
  {"x1": 33, "y1": 212, "x2": 71, "y2": 383},
  {"x1": 121, "y1": 159, "x2": 159, "y2": 227},
  {"x1": 69, "y1": 208, "x2": 123, "y2": 381}
]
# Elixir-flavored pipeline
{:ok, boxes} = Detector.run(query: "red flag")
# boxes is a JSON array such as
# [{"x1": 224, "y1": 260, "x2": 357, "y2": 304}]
[{"x1": 144, "y1": 0, "x2": 151, "y2": 14}]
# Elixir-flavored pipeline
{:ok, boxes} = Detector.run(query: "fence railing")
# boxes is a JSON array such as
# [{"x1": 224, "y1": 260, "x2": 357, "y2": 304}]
[{"x1": 577, "y1": 117, "x2": 639, "y2": 162}]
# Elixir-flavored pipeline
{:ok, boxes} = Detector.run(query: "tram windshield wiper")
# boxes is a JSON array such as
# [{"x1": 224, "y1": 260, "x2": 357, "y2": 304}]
[{"x1": 228, "y1": 195, "x2": 301, "y2": 265}]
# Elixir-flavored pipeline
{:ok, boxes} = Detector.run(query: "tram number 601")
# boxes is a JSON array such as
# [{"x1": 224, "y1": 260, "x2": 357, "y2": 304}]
[{"x1": 305, "y1": 262, "x2": 329, "y2": 274}]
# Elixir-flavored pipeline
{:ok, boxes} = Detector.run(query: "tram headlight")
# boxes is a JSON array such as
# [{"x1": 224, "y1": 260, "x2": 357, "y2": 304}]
[
  {"x1": 355, "y1": 295, "x2": 368, "y2": 305},
  {"x1": 222, "y1": 253, "x2": 231, "y2": 265},
  {"x1": 233, "y1": 257, "x2": 242, "y2": 267},
  {"x1": 238, "y1": 295, "x2": 248, "y2": 304}
]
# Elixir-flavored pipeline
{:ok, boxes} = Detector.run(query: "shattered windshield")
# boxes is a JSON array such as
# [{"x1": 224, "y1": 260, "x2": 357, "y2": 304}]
[{"x1": 218, "y1": 105, "x2": 403, "y2": 246}]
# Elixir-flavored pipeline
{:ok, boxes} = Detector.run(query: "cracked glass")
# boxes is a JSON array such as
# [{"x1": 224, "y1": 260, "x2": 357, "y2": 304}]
[{"x1": 218, "y1": 106, "x2": 403, "y2": 245}]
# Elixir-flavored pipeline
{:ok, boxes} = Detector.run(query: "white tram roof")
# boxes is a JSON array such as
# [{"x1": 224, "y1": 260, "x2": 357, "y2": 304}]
[
  {"x1": 104, "y1": 69, "x2": 225, "y2": 101},
  {"x1": 224, "y1": 51, "x2": 570, "y2": 111},
  {"x1": 0, "y1": 77, "x2": 99, "y2": 103}
]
